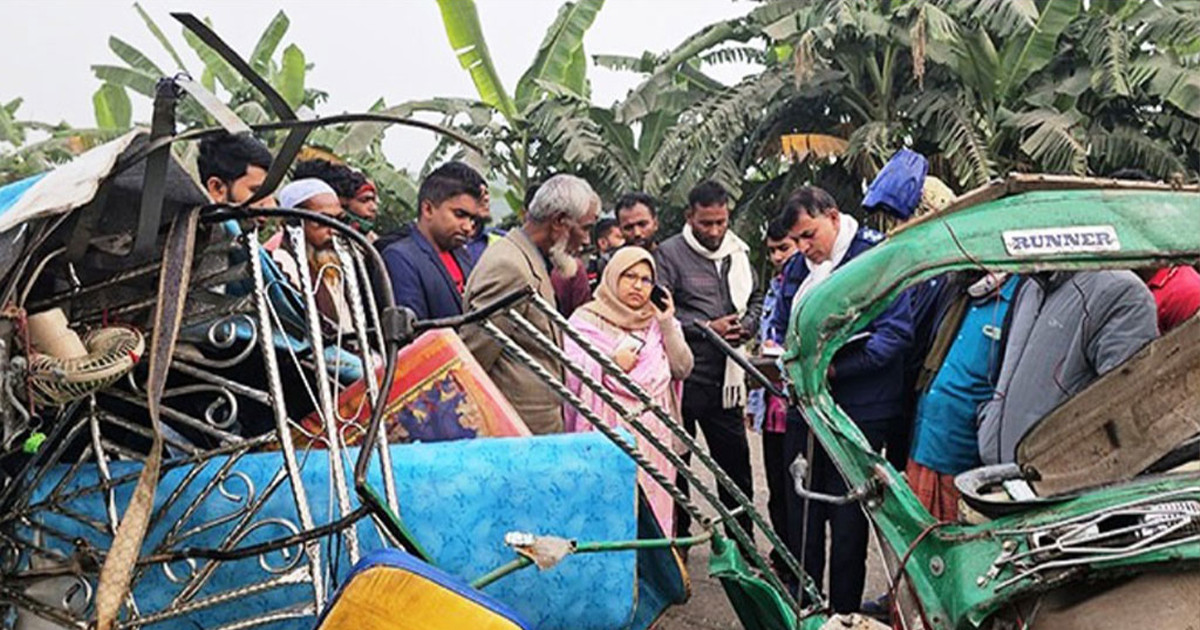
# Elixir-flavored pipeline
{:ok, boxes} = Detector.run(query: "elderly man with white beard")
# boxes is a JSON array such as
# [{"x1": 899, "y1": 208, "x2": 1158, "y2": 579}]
[{"x1": 460, "y1": 174, "x2": 599, "y2": 434}]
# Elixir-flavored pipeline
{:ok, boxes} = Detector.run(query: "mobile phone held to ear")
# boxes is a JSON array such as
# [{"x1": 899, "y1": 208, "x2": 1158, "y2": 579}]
[{"x1": 650, "y1": 285, "x2": 670, "y2": 311}]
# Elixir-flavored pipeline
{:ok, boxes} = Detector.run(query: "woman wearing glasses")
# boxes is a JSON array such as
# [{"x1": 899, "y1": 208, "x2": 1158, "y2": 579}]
[{"x1": 563, "y1": 247, "x2": 693, "y2": 535}]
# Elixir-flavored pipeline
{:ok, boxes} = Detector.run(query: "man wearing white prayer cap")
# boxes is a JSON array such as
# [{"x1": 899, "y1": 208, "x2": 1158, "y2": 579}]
[
  {"x1": 271, "y1": 178, "x2": 354, "y2": 333},
  {"x1": 276, "y1": 178, "x2": 343, "y2": 250}
]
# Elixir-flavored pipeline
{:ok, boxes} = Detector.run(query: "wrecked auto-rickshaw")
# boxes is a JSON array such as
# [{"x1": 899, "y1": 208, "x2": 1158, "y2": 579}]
[{"x1": 783, "y1": 174, "x2": 1200, "y2": 629}]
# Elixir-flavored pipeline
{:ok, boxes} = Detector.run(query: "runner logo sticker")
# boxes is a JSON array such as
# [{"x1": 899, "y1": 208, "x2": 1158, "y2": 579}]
[{"x1": 1002, "y1": 225, "x2": 1120, "y2": 256}]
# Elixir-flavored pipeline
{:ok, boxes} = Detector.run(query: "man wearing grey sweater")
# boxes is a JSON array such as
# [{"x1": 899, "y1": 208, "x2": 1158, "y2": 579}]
[
  {"x1": 656, "y1": 181, "x2": 763, "y2": 537},
  {"x1": 977, "y1": 270, "x2": 1158, "y2": 465}
]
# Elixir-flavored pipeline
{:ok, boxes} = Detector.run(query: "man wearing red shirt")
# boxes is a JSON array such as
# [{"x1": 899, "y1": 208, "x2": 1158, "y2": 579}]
[
  {"x1": 381, "y1": 162, "x2": 485, "y2": 319},
  {"x1": 1143, "y1": 265, "x2": 1200, "y2": 332}
]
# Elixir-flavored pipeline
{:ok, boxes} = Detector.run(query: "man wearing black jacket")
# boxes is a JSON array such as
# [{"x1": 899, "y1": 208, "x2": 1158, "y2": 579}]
[{"x1": 655, "y1": 181, "x2": 762, "y2": 538}]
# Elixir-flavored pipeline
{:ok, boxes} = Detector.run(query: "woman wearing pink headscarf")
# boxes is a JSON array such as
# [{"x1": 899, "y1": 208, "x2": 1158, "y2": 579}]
[{"x1": 563, "y1": 246, "x2": 693, "y2": 534}]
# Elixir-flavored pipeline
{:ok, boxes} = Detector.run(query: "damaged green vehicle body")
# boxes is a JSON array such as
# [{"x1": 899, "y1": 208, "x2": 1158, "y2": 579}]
[{"x1": 784, "y1": 175, "x2": 1200, "y2": 629}]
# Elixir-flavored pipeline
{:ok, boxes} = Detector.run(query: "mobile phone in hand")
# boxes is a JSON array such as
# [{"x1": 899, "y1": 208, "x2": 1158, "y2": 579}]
[
  {"x1": 650, "y1": 285, "x2": 670, "y2": 310},
  {"x1": 615, "y1": 333, "x2": 646, "y2": 354}
]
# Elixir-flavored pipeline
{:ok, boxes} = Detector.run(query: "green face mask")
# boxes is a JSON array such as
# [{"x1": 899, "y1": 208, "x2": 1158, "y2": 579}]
[{"x1": 347, "y1": 214, "x2": 376, "y2": 234}]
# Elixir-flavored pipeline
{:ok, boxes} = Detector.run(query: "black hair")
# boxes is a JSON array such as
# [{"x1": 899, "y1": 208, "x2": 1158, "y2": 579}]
[
  {"x1": 293, "y1": 158, "x2": 367, "y2": 199},
  {"x1": 1107, "y1": 168, "x2": 1155, "y2": 182},
  {"x1": 419, "y1": 161, "x2": 487, "y2": 208},
  {"x1": 594, "y1": 217, "x2": 619, "y2": 240},
  {"x1": 614, "y1": 192, "x2": 657, "y2": 221},
  {"x1": 197, "y1": 132, "x2": 273, "y2": 186},
  {"x1": 766, "y1": 215, "x2": 792, "y2": 241},
  {"x1": 523, "y1": 181, "x2": 541, "y2": 210},
  {"x1": 687, "y1": 180, "x2": 729, "y2": 209},
  {"x1": 778, "y1": 186, "x2": 838, "y2": 230}
]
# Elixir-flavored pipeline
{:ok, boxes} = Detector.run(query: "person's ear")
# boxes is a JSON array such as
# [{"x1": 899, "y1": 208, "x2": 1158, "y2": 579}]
[
  {"x1": 205, "y1": 176, "x2": 227, "y2": 202},
  {"x1": 419, "y1": 199, "x2": 434, "y2": 217}
]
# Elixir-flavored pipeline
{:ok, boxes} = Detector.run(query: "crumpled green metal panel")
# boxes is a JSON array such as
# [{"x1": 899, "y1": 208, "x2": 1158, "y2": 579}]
[{"x1": 782, "y1": 177, "x2": 1200, "y2": 628}]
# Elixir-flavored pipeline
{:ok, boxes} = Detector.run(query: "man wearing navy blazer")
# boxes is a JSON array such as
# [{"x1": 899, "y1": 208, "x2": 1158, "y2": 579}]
[{"x1": 382, "y1": 162, "x2": 487, "y2": 320}]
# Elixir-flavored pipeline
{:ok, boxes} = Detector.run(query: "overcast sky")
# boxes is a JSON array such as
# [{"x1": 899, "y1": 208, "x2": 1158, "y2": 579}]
[{"x1": 3, "y1": 0, "x2": 759, "y2": 171}]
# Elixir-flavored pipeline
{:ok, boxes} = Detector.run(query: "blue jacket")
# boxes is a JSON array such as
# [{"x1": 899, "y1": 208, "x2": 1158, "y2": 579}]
[
  {"x1": 770, "y1": 226, "x2": 914, "y2": 424},
  {"x1": 466, "y1": 227, "x2": 507, "y2": 264},
  {"x1": 382, "y1": 224, "x2": 475, "y2": 320}
]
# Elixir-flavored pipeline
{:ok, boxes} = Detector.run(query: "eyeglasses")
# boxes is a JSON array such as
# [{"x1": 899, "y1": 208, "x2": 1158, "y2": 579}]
[{"x1": 619, "y1": 272, "x2": 654, "y2": 288}]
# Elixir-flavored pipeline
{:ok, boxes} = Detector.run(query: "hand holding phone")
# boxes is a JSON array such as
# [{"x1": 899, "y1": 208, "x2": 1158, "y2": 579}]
[
  {"x1": 613, "y1": 333, "x2": 644, "y2": 372},
  {"x1": 650, "y1": 285, "x2": 671, "y2": 311},
  {"x1": 708, "y1": 314, "x2": 743, "y2": 340}
]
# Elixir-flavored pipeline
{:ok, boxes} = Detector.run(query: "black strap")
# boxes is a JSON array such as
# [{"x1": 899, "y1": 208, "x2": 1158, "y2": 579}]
[
  {"x1": 244, "y1": 125, "x2": 310, "y2": 209},
  {"x1": 171, "y1": 13, "x2": 297, "y2": 122},
  {"x1": 168, "y1": 12, "x2": 308, "y2": 209},
  {"x1": 133, "y1": 79, "x2": 179, "y2": 258}
]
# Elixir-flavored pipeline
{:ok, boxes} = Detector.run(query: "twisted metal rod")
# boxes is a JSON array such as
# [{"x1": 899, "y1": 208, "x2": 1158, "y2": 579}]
[
  {"x1": 482, "y1": 315, "x2": 803, "y2": 613},
  {"x1": 525, "y1": 294, "x2": 822, "y2": 606},
  {"x1": 284, "y1": 225, "x2": 359, "y2": 567},
  {"x1": 247, "y1": 232, "x2": 325, "y2": 608}
]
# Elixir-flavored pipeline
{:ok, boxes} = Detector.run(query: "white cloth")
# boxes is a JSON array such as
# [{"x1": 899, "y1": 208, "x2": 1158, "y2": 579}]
[
  {"x1": 682, "y1": 224, "x2": 754, "y2": 408},
  {"x1": 277, "y1": 178, "x2": 336, "y2": 210},
  {"x1": 795, "y1": 213, "x2": 859, "y2": 306}
]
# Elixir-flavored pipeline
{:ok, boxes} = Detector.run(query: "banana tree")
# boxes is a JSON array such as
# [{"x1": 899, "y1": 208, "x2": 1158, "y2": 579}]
[
  {"x1": 600, "y1": 0, "x2": 915, "y2": 229},
  {"x1": 620, "y1": 0, "x2": 1200, "y2": 232},
  {"x1": 89, "y1": 4, "x2": 425, "y2": 227},
  {"x1": 914, "y1": 0, "x2": 1200, "y2": 185},
  {"x1": 0, "y1": 98, "x2": 122, "y2": 184},
  {"x1": 431, "y1": 0, "x2": 606, "y2": 214},
  {"x1": 91, "y1": 4, "x2": 325, "y2": 131}
]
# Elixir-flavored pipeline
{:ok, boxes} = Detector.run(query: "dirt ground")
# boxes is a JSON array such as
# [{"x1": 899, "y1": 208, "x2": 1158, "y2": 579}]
[{"x1": 656, "y1": 431, "x2": 887, "y2": 629}]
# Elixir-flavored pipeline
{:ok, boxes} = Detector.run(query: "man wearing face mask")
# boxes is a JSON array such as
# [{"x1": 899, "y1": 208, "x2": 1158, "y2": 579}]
[
  {"x1": 769, "y1": 186, "x2": 914, "y2": 613},
  {"x1": 655, "y1": 180, "x2": 763, "y2": 539},
  {"x1": 292, "y1": 158, "x2": 380, "y2": 241},
  {"x1": 382, "y1": 162, "x2": 485, "y2": 320},
  {"x1": 461, "y1": 174, "x2": 599, "y2": 435}
]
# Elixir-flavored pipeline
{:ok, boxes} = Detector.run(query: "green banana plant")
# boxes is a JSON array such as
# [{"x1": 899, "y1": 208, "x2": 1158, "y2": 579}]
[
  {"x1": 91, "y1": 5, "x2": 325, "y2": 129},
  {"x1": 80, "y1": 4, "x2": 428, "y2": 228},
  {"x1": 432, "y1": 0, "x2": 605, "y2": 213},
  {"x1": 0, "y1": 98, "x2": 122, "y2": 184}
]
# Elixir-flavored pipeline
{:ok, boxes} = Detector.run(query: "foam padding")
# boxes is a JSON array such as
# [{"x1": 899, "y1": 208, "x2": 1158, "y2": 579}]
[
  {"x1": 25, "y1": 432, "x2": 640, "y2": 629},
  {"x1": 317, "y1": 548, "x2": 530, "y2": 630}
]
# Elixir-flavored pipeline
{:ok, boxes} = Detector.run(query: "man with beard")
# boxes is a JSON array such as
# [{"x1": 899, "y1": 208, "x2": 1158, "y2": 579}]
[
  {"x1": 198, "y1": 132, "x2": 282, "y2": 299},
  {"x1": 655, "y1": 180, "x2": 762, "y2": 538},
  {"x1": 382, "y1": 162, "x2": 486, "y2": 319},
  {"x1": 274, "y1": 178, "x2": 355, "y2": 335},
  {"x1": 461, "y1": 174, "x2": 599, "y2": 434},
  {"x1": 615, "y1": 192, "x2": 660, "y2": 251},
  {"x1": 199, "y1": 133, "x2": 275, "y2": 208},
  {"x1": 293, "y1": 158, "x2": 380, "y2": 241}
]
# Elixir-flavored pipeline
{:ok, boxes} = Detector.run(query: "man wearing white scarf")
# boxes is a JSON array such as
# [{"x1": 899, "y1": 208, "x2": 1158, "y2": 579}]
[
  {"x1": 768, "y1": 186, "x2": 915, "y2": 613},
  {"x1": 655, "y1": 181, "x2": 762, "y2": 539}
]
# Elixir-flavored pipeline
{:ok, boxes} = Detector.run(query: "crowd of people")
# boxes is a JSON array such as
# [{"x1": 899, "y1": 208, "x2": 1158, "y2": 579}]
[{"x1": 196, "y1": 131, "x2": 1200, "y2": 616}]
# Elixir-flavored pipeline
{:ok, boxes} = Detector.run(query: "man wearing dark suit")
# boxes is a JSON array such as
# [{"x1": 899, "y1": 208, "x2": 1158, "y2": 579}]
[{"x1": 382, "y1": 162, "x2": 486, "y2": 320}]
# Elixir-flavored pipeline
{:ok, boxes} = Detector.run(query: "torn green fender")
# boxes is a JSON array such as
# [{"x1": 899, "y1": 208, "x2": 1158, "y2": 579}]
[{"x1": 708, "y1": 533, "x2": 802, "y2": 630}]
